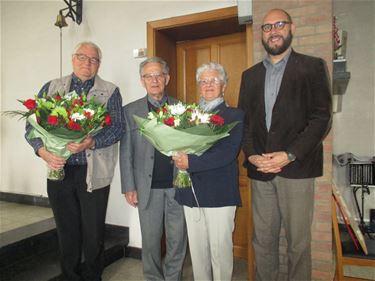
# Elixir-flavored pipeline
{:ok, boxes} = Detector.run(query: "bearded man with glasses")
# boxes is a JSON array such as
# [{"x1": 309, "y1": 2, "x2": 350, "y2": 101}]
[
  {"x1": 120, "y1": 57, "x2": 187, "y2": 281},
  {"x1": 238, "y1": 9, "x2": 332, "y2": 281},
  {"x1": 25, "y1": 41, "x2": 125, "y2": 281}
]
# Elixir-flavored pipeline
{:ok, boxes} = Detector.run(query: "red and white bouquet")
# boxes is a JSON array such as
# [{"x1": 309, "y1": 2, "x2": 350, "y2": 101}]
[
  {"x1": 134, "y1": 102, "x2": 238, "y2": 187},
  {"x1": 6, "y1": 91, "x2": 112, "y2": 180}
]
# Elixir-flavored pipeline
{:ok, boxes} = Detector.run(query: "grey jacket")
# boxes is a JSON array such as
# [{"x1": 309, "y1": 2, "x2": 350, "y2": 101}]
[{"x1": 119, "y1": 95, "x2": 178, "y2": 209}]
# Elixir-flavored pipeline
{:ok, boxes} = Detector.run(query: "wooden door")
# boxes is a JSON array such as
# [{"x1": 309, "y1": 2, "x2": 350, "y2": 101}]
[{"x1": 176, "y1": 32, "x2": 250, "y2": 258}]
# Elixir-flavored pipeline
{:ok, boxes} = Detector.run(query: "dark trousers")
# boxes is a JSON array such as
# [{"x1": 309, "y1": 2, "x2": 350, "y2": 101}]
[{"x1": 47, "y1": 165, "x2": 110, "y2": 281}]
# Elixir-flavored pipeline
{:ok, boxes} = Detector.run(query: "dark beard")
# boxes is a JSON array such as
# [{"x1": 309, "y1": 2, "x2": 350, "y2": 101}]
[{"x1": 262, "y1": 31, "x2": 293, "y2": 56}]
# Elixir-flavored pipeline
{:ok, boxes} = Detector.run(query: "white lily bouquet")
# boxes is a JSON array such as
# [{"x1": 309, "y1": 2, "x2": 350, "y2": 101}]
[{"x1": 133, "y1": 102, "x2": 238, "y2": 188}]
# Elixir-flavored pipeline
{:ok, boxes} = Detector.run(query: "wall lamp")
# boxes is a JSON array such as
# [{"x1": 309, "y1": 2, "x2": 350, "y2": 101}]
[{"x1": 54, "y1": 0, "x2": 83, "y2": 28}]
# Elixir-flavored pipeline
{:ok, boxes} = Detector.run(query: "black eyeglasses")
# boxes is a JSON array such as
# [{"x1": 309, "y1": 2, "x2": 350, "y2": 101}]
[
  {"x1": 261, "y1": 21, "x2": 291, "y2": 33},
  {"x1": 74, "y1": 53, "x2": 100, "y2": 65}
]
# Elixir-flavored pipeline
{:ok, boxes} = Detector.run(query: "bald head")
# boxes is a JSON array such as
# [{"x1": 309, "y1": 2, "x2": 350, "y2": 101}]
[{"x1": 263, "y1": 9, "x2": 292, "y2": 24}]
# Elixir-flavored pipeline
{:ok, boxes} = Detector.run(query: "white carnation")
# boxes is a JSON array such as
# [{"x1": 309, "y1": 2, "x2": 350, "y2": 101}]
[
  {"x1": 84, "y1": 108, "x2": 95, "y2": 116},
  {"x1": 71, "y1": 112, "x2": 86, "y2": 122}
]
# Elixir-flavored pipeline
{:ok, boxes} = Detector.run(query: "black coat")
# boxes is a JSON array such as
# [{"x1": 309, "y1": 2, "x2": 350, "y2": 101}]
[{"x1": 238, "y1": 50, "x2": 332, "y2": 181}]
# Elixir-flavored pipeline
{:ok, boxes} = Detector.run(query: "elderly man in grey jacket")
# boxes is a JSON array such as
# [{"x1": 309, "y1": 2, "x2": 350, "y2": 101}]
[{"x1": 120, "y1": 57, "x2": 187, "y2": 281}]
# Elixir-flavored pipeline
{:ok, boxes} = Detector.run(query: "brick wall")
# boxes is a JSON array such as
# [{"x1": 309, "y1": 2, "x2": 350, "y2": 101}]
[{"x1": 251, "y1": 1, "x2": 334, "y2": 280}]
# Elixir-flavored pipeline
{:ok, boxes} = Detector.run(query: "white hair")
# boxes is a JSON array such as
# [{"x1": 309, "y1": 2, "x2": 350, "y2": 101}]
[
  {"x1": 73, "y1": 41, "x2": 102, "y2": 61},
  {"x1": 196, "y1": 62, "x2": 228, "y2": 84}
]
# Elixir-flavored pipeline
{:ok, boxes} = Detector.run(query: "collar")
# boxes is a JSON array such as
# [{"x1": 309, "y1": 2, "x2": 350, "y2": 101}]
[
  {"x1": 263, "y1": 48, "x2": 292, "y2": 68},
  {"x1": 71, "y1": 73, "x2": 96, "y2": 86},
  {"x1": 147, "y1": 94, "x2": 168, "y2": 107}
]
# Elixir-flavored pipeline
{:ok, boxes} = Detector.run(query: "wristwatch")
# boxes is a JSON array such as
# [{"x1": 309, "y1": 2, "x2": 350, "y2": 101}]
[{"x1": 286, "y1": 151, "x2": 296, "y2": 162}]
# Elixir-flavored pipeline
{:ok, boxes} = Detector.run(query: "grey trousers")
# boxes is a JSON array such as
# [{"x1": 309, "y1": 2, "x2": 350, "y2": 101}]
[
  {"x1": 138, "y1": 188, "x2": 187, "y2": 281},
  {"x1": 252, "y1": 176, "x2": 315, "y2": 281}
]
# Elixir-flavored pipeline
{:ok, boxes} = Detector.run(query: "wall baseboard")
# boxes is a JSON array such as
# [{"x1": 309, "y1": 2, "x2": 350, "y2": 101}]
[
  {"x1": 125, "y1": 246, "x2": 142, "y2": 259},
  {"x1": 0, "y1": 192, "x2": 50, "y2": 207}
]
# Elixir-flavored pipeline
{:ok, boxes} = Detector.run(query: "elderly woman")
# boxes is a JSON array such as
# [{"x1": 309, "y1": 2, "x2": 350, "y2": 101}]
[{"x1": 173, "y1": 62, "x2": 244, "y2": 281}]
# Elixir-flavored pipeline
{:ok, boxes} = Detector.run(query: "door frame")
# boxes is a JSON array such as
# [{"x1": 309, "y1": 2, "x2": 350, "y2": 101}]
[
  {"x1": 146, "y1": 6, "x2": 255, "y2": 280},
  {"x1": 147, "y1": 6, "x2": 253, "y2": 96}
]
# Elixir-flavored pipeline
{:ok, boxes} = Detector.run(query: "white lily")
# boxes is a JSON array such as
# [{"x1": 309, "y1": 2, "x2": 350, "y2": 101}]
[
  {"x1": 169, "y1": 103, "x2": 186, "y2": 115},
  {"x1": 174, "y1": 117, "x2": 181, "y2": 127},
  {"x1": 191, "y1": 109, "x2": 210, "y2": 124}
]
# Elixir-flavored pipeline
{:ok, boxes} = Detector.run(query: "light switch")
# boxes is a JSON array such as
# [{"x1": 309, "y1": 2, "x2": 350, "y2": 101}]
[{"x1": 133, "y1": 48, "x2": 147, "y2": 58}]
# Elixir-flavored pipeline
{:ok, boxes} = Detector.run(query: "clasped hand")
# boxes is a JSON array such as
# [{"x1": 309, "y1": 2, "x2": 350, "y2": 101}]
[
  {"x1": 249, "y1": 151, "x2": 291, "y2": 173},
  {"x1": 67, "y1": 136, "x2": 95, "y2": 154},
  {"x1": 38, "y1": 136, "x2": 95, "y2": 170}
]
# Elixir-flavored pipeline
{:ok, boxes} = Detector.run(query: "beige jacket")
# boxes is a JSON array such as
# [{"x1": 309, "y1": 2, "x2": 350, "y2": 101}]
[{"x1": 49, "y1": 74, "x2": 118, "y2": 191}]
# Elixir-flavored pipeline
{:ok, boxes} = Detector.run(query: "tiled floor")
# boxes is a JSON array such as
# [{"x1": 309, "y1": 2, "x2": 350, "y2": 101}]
[
  {"x1": 102, "y1": 254, "x2": 248, "y2": 281},
  {"x1": 1, "y1": 201, "x2": 374, "y2": 281}
]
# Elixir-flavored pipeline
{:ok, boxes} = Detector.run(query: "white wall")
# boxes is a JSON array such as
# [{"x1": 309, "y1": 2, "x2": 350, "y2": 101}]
[
  {"x1": 0, "y1": 0, "x2": 236, "y2": 248},
  {"x1": 333, "y1": 0, "x2": 375, "y2": 221}
]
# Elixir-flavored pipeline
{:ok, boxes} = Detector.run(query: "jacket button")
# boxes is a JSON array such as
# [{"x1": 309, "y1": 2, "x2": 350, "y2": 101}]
[{"x1": 148, "y1": 174, "x2": 152, "y2": 178}]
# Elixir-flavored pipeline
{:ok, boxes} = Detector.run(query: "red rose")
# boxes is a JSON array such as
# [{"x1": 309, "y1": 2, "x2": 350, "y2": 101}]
[
  {"x1": 164, "y1": 117, "x2": 175, "y2": 127},
  {"x1": 162, "y1": 106, "x2": 168, "y2": 113},
  {"x1": 67, "y1": 120, "x2": 81, "y2": 131},
  {"x1": 210, "y1": 115, "x2": 224, "y2": 125},
  {"x1": 47, "y1": 115, "x2": 58, "y2": 125},
  {"x1": 23, "y1": 99, "x2": 37, "y2": 110},
  {"x1": 55, "y1": 95, "x2": 62, "y2": 102},
  {"x1": 104, "y1": 114, "x2": 112, "y2": 126},
  {"x1": 72, "y1": 99, "x2": 83, "y2": 107},
  {"x1": 84, "y1": 111, "x2": 93, "y2": 119}
]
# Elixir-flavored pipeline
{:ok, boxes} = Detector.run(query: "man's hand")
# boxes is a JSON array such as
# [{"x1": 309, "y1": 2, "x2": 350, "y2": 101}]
[
  {"x1": 38, "y1": 147, "x2": 66, "y2": 170},
  {"x1": 67, "y1": 136, "x2": 95, "y2": 154},
  {"x1": 248, "y1": 151, "x2": 291, "y2": 173},
  {"x1": 124, "y1": 191, "x2": 138, "y2": 207}
]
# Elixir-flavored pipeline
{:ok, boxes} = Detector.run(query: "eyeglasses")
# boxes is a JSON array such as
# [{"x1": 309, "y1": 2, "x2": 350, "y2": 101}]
[
  {"x1": 74, "y1": 53, "x2": 100, "y2": 65},
  {"x1": 261, "y1": 21, "x2": 291, "y2": 33},
  {"x1": 142, "y1": 73, "x2": 166, "y2": 82},
  {"x1": 198, "y1": 77, "x2": 222, "y2": 86}
]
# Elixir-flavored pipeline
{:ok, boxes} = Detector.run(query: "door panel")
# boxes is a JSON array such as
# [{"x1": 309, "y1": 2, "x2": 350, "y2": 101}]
[{"x1": 176, "y1": 32, "x2": 249, "y2": 258}]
